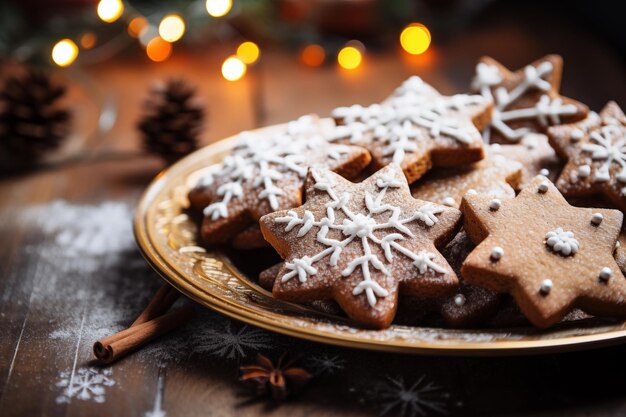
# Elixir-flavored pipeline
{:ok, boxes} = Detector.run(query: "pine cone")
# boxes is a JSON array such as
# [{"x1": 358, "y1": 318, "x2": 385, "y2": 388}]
[
  {"x1": 138, "y1": 79, "x2": 205, "y2": 164},
  {"x1": 240, "y1": 353, "x2": 312, "y2": 402},
  {"x1": 0, "y1": 69, "x2": 71, "y2": 162}
]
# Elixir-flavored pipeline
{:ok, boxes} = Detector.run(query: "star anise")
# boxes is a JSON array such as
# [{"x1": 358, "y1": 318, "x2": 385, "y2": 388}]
[{"x1": 240, "y1": 353, "x2": 312, "y2": 402}]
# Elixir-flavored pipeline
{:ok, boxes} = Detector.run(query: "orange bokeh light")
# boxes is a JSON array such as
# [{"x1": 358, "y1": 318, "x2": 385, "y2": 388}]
[
  {"x1": 146, "y1": 37, "x2": 172, "y2": 62},
  {"x1": 237, "y1": 42, "x2": 260, "y2": 64},
  {"x1": 300, "y1": 44, "x2": 325, "y2": 67},
  {"x1": 80, "y1": 32, "x2": 97, "y2": 49},
  {"x1": 400, "y1": 23, "x2": 431, "y2": 55},
  {"x1": 128, "y1": 16, "x2": 149, "y2": 38},
  {"x1": 337, "y1": 46, "x2": 362, "y2": 70}
]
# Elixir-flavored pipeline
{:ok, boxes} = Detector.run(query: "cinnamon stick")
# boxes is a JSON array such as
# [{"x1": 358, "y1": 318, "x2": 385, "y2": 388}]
[
  {"x1": 94, "y1": 304, "x2": 195, "y2": 364},
  {"x1": 131, "y1": 284, "x2": 180, "y2": 326}
]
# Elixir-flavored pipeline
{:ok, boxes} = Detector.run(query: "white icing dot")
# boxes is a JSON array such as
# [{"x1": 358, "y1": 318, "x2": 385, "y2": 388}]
[
  {"x1": 599, "y1": 267, "x2": 612, "y2": 282},
  {"x1": 617, "y1": 241, "x2": 621, "y2": 248},
  {"x1": 539, "y1": 168, "x2": 550, "y2": 177},
  {"x1": 540, "y1": 279, "x2": 553, "y2": 295},
  {"x1": 578, "y1": 165, "x2": 591, "y2": 178},
  {"x1": 454, "y1": 294, "x2": 466, "y2": 306},
  {"x1": 591, "y1": 213, "x2": 603, "y2": 226},
  {"x1": 570, "y1": 129, "x2": 584, "y2": 141},
  {"x1": 466, "y1": 189, "x2": 477, "y2": 196},
  {"x1": 490, "y1": 246, "x2": 503, "y2": 261},
  {"x1": 489, "y1": 199, "x2": 501, "y2": 211},
  {"x1": 537, "y1": 181, "x2": 549, "y2": 193},
  {"x1": 442, "y1": 197, "x2": 455, "y2": 207}
]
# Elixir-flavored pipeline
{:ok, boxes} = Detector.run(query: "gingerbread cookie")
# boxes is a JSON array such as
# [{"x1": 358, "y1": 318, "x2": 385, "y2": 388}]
[
  {"x1": 188, "y1": 115, "x2": 371, "y2": 245},
  {"x1": 489, "y1": 133, "x2": 561, "y2": 187},
  {"x1": 547, "y1": 102, "x2": 626, "y2": 211},
  {"x1": 438, "y1": 231, "x2": 501, "y2": 327},
  {"x1": 461, "y1": 176, "x2": 626, "y2": 328},
  {"x1": 259, "y1": 164, "x2": 462, "y2": 328},
  {"x1": 614, "y1": 230, "x2": 626, "y2": 276},
  {"x1": 410, "y1": 154, "x2": 522, "y2": 209},
  {"x1": 329, "y1": 76, "x2": 491, "y2": 184},
  {"x1": 230, "y1": 225, "x2": 266, "y2": 249},
  {"x1": 471, "y1": 55, "x2": 588, "y2": 144},
  {"x1": 258, "y1": 264, "x2": 342, "y2": 315}
]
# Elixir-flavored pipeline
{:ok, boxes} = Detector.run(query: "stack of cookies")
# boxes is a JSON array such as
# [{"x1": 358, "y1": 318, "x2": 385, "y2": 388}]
[{"x1": 188, "y1": 55, "x2": 626, "y2": 329}]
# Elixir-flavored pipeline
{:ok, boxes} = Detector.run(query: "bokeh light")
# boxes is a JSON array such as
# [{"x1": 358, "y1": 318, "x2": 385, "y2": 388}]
[
  {"x1": 236, "y1": 42, "x2": 260, "y2": 64},
  {"x1": 97, "y1": 0, "x2": 124, "y2": 23},
  {"x1": 337, "y1": 46, "x2": 362, "y2": 70},
  {"x1": 128, "y1": 16, "x2": 148, "y2": 38},
  {"x1": 146, "y1": 37, "x2": 172, "y2": 62},
  {"x1": 400, "y1": 23, "x2": 431, "y2": 55},
  {"x1": 300, "y1": 44, "x2": 325, "y2": 67},
  {"x1": 52, "y1": 39, "x2": 79, "y2": 67},
  {"x1": 206, "y1": 0, "x2": 232, "y2": 17},
  {"x1": 159, "y1": 14, "x2": 185, "y2": 43},
  {"x1": 80, "y1": 32, "x2": 97, "y2": 49},
  {"x1": 221, "y1": 56, "x2": 246, "y2": 81}
]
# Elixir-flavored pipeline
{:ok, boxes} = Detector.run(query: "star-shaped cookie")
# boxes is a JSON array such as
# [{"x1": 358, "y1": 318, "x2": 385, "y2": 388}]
[
  {"x1": 259, "y1": 164, "x2": 462, "y2": 328},
  {"x1": 548, "y1": 102, "x2": 626, "y2": 211},
  {"x1": 328, "y1": 76, "x2": 491, "y2": 184},
  {"x1": 410, "y1": 153, "x2": 522, "y2": 208},
  {"x1": 438, "y1": 230, "x2": 501, "y2": 327},
  {"x1": 461, "y1": 176, "x2": 626, "y2": 328},
  {"x1": 489, "y1": 133, "x2": 561, "y2": 187},
  {"x1": 471, "y1": 55, "x2": 588, "y2": 144},
  {"x1": 188, "y1": 115, "x2": 371, "y2": 245}
]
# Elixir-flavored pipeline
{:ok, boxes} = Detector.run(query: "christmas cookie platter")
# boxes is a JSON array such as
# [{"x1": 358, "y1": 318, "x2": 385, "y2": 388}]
[{"x1": 134, "y1": 55, "x2": 626, "y2": 354}]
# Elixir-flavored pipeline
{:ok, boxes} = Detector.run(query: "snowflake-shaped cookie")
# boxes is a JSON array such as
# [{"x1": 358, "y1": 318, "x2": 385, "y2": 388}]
[
  {"x1": 328, "y1": 76, "x2": 491, "y2": 184},
  {"x1": 461, "y1": 176, "x2": 626, "y2": 328},
  {"x1": 260, "y1": 164, "x2": 461, "y2": 328},
  {"x1": 471, "y1": 55, "x2": 588, "y2": 144},
  {"x1": 548, "y1": 102, "x2": 626, "y2": 211},
  {"x1": 188, "y1": 115, "x2": 371, "y2": 245}
]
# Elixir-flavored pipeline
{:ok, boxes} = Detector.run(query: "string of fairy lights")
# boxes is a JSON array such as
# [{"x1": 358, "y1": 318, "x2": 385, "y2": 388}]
[{"x1": 50, "y1": 0, "x2": 432, "y2": 81}]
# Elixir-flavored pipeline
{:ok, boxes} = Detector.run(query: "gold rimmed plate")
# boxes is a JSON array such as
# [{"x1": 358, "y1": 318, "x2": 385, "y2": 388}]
[{"x1": 134, "y1": 121, "x2": 626, "y2": 355}]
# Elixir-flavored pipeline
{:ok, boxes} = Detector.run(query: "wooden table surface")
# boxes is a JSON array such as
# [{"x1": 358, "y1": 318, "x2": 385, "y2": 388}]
[{"x1": 1, "y1": 5, "x2": 626, "y2": 417}]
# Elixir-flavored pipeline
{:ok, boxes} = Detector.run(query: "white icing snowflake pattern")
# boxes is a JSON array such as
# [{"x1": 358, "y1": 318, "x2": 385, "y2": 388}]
[
  {"x1": 545, "y1": 228, "x2": 579, "y2": 256},
  {"x1": 374, "y1": 376, "x2": 450, "y2": 417},
  {"x1": 473, "y1": 60, "x2": 580, "y2": 143},
  {"x1": 581, "y1": 124, "x2": 626, "y2": 194},
  {"x1": 191, "y1": 321, "x2": 273, "y2": 359},
  {"x1": 200, "y1": 115, "x2": 354, "y2": 220},
  {"x1": 329, "y1": 76, "x2": 485, "y2": 165},
  {"x1": 56, "y1": 367, "x2": 115, "y2": 404},
  {"x1": 306, "y1": 354, "x2": 347, "y2": 376},
  {"x1": 274, "y1": 166, "x2": 447, "y2": 307}
]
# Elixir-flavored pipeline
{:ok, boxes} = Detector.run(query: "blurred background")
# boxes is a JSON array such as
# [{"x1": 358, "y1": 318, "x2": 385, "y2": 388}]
[{"x1": 0, "y1": 0, "x2": 624, "y2": 173}]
